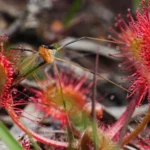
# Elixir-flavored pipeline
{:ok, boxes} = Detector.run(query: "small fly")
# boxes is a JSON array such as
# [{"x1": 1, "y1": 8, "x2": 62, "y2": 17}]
[{"x1": 10, "y1": 37, "x2": 128, "y2": 92}]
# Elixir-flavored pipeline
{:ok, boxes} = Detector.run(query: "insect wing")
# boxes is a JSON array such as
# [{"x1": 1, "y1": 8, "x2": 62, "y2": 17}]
[{"x1": 14, "y1": 51, "x2": 44, "y2": 82}]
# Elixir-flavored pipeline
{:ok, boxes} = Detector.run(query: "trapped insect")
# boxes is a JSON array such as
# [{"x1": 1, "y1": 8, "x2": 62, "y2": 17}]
[{"x1": 10, "y1": 36, "x2": 127, "y2": 92}]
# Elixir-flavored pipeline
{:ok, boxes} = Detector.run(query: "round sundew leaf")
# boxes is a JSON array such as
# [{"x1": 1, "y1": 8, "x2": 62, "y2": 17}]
[
  {"x1": 47, "y1": 87, "x2": 86, "y2": 111},
  {"x1": 80, "y1": 127, "x2": 119, "y2": 150},
  {"x1": 43, "y1": 84, "x2": 89, "y2": 127},
  {"x1": 0, "y1": 64, "x2": 7, "y2": 94}
]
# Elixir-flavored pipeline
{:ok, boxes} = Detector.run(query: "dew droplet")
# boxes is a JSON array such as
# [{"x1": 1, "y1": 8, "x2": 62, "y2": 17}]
[
  {"x1": 118, "y1": 63, "x2": 122, "y2": 68},
  {"x1": 116, "y1": 46, "x2": 120, "y2": 50},
  {"x1": 12, "y1": 88, "x2": 18, "y2": 94},
  {"x1": 23, "y1": 88, "x2": 27, "y2": 92},
  {"x1": 110, "y1": 95, "x2": 115, "y2": 100},
  {"x1": 127, "y1": 8, "x2": 131, "y2": 12},
  {"x1": 114, "y1": 23, "x2": 118, "y2": 27},
  {"x1": 18, "y1": 45, "x2": 22, "y2": 49},
  {"x1": 50, "y1": 93, "x2": 56, "y2": 98},
  {"x1": 28, "y1": 97, "x2": 33, "y2": 101},
  {"x1": 120, "y1": 77, "x2": 125, "y2": 80},
  {"x1": 108, "y1": 35, "x2": 112, "y2": 39},
  {"x1": 118, "y1": 34, "x2": 122, "y2": 38},
  {"x1": 4, "y1": 34, "x2": 8, "y2": 40},
  {"x1": 118, "y1": 13, "x2": 121, "y2": 18}
]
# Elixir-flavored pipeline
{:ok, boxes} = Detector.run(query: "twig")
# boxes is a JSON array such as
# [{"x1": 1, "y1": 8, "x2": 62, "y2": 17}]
[{"x1": 91, "y1": 50, "x2": 99, "y2": 150}]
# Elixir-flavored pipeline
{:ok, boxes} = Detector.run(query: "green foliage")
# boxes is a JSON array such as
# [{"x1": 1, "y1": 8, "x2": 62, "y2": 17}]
[
  {"x1": 0, "y1": 121, "x2": 23, "y2": 150},
  {"x1": 64, "y1": 0, "x2": 81, "y2": 27},
  {"x1": 133, "y1": 0, "x2": 141, "y2": 8},
  {"x1": 132, "y1": 0, "x2": 148, "y2": 9}
]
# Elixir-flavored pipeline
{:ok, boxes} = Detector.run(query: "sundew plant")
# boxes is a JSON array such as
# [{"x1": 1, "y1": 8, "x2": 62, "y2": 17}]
[{"x1": 1, "y1": 0, "x2": 150, "y2": 149}]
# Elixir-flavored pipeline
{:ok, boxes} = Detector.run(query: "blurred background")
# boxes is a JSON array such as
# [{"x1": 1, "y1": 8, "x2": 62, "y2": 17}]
[{"x1": 0, "y1": 0, "x2": 135, "y2": 44}]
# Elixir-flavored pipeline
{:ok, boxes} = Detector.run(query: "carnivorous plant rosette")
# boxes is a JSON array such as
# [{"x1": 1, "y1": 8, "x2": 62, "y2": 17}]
[
  {"x1": 29, "y1": 68, "x2": 94, "y2": 126},
  {"x1": 0, "y1": 35, "x2": 16, "y2": 107},
  {"x1": 108, "y1": 0, "x2": 150, "y2": 146},
  {"x1": 109, "y1": 0, "x2": 150, "y2": 104}
]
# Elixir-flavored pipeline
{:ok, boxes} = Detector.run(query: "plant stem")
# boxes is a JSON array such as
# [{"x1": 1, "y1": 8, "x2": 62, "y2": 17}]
[
  {"x1": 91, "y1": 50, "x2": 99, "y2": 150},
  {"x1": 122, "y1": 106, "x2": 150, "y2": 146},
  {"x1": 53, "y1": 62, "x2": 75, "y2": 144},
  {"x1": 0, "y1": 121, "x2": 23, "y2": 150}
]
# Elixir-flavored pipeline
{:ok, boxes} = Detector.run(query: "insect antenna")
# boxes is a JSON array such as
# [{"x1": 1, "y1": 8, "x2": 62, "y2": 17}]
[
  {"x1": 57, "y1": 36, "x2": 125, "y2": 51},
  {"x1": 9, "y1": 48, "x2": 37, "y2": 53},
  {"x1": 55, "y1": 57, "x2": 130, "y2": 93}
]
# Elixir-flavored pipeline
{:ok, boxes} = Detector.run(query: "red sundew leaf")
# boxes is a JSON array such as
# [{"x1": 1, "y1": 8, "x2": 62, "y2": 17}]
[
  {"x1": 109, "y1": 0, "x2": 150, "y2": 107},
  {"x1": 26, "y1": 67, "x2": 91, "y2": 126},
  {"x1": 0, "y1": 44, "x2": 16, "y2": 107},
  {"x1": 136, "y1": 138, "x2": 150, "y2": 150}
]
